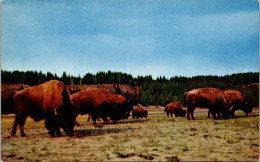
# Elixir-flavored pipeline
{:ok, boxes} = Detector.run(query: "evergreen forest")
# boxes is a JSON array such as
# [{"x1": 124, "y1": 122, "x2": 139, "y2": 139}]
[{"x1": 1, "y1": 70, "x2": 259, "y2": 113}]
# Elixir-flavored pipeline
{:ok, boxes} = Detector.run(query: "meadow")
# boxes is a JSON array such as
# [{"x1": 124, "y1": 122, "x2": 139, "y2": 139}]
[{"x1": 1, "y1": 111, "x2": 259, "y2": 161}]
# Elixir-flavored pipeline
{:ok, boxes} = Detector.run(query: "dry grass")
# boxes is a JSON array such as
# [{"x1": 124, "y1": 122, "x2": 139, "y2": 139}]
[{"x1": 1, "y1": 112, "x2": 259, "y2": 161}]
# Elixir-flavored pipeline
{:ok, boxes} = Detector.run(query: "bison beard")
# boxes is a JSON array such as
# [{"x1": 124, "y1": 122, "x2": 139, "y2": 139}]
[{"x1": 11, "y1": 80, "x2": 78, "y2": 137}]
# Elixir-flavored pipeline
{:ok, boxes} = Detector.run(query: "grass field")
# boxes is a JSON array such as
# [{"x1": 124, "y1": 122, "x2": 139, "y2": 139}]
[{"x1": 1, "y1": 112, "x2": 259, "y2": 161}]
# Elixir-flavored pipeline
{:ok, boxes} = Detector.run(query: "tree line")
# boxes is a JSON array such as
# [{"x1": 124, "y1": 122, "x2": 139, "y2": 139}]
[
  {"x1": 138, "y1": 73, "x2": 259, "y2": 106},
  {"x1": 1, "y1": 70, "x2": 136, "y2": 86},
  {"x1": 1, "y1": 70, "x2": 259, "y2": 109}
]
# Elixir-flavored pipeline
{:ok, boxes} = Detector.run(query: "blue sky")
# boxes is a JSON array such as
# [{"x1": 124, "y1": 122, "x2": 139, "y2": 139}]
[{"x1": 1, "y1": 0, "x2": 259, "y2": 78}]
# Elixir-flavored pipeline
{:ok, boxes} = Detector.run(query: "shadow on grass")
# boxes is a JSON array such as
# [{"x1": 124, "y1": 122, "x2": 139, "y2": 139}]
[
  {"x1": 74, "y1": 127, "x2": 136, "y2": 138},
  {"x1": 76, "y1": 118, "x2": 148, "y2": 126},
  {"x1": 190, "y1": 111, "x2": 259, "y2": 121},
  {"x1": 117, "y1": 118, "x2": 148, "y2": 124},
  {"x1": 231, "y1": 113, "x2": 259, "y2": 119}
]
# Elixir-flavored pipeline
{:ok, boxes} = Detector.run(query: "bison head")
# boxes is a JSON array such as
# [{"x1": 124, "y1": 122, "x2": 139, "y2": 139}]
[
  {"x1": 111, "y1": 104, "x2": 131, "y2": 120},
  {"x1": 115, "y1": 99, "x2": 133, "y2": 119},
  {"x1": 181, "y1": 110, "x2": 186, "y2": 117},
  {"x1": 124, "y1": 99, "x2": 134, "y2": 111},
  {"x1": 55, "y1": 104, "x2": 78, "y2": 137},
  {"x1": 243, "y1": 99, "x2": 253, "y2": 115},
  {"x1": 122, "y1": 99, "x2": 133, "y2": 119},
  {"x1": 221, "y1": 108, "x2": 230, "y2": 119},
  {"x1": 144, "y1": 110, "x2": 148, "y2": 118},
  {"x1": 122, "y1": 111, "x2": 131, "y2": 119}
]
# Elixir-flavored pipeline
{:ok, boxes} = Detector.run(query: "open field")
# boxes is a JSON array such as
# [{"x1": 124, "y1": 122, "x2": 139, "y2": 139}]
[{"x1": 1, "y1": 111, "x2": 259, "y2": 161}]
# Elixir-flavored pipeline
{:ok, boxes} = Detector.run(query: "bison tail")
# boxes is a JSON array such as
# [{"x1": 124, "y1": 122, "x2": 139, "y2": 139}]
[
  {"x1": 183, "y1": 92, "x2": 188, "y2": 107},
  {"x1": 10, "y1": 91, "x2": 18, "y2": 113},
  {"x1": 11, "y1": 91, "x2": 18, "y2": 104},
  {"x1": 164, "y1": 107, "x2": 167, "y2": 113},
  {"x1": 11, "y1": 91, "x2": 18, "y2": 100}
]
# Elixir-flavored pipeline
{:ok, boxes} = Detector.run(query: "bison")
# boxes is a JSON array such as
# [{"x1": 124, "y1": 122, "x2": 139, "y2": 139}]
[
  {"x1": 108, "y1": 93, "x2": 133, "y2": 122},
  {"x1": 11, "y1": 80, "x2": 78, "y2": 137},
  {"x1": 71, "y1": 89, "x2": 133, "y2": 124},
  {"x1": 132, "y1": 107, "x2": 148, "y2": 119},
  {"x1": 224, "y1": 90, "x2": 253, "y2": 117},
  {"x1": 165, "y1": 102, "x2": 186, "y2": 117},
  {"x1": 183, "y1": 87, "x2": 230, "y2": 120},
  {"x1": 71, "y1": 89, "x2": 110, "y2": 124}
]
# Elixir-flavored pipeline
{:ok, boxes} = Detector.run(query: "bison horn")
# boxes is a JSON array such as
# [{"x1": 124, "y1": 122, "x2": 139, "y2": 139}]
[{"x1": 55, "y1": 105, "x2": 63, "y2": 115}]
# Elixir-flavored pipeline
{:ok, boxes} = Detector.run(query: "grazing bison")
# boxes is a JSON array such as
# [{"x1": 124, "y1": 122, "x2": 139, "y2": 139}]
[
  {"x1": 11, "y1": 80, "x2": 78, "y2": 137},
  {"x1": 183, "y1": 87, "x2": 230, "y2": 120},
  {"x1": 108, "y1": 93, "x2": 133, "y2": 122},
  {"x1": 71, "y1": 89, "x2": 133, "y2": 124},
  {"x1": 224, "y1": 90, "x2": 253, "y2": 117},
  {"x1": 165, "y1": 102, "x2": 186, "y2": 117},
  {"x1": 132, "y1": 107, "x2": 148, "y2": 119},
  {"x1": 71, "y1": 89, "x2": 110, "y2": 124}
]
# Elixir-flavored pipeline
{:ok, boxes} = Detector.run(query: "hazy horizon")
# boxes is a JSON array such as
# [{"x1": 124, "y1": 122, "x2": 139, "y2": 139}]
[{"x1": 2, "y1": 0, "x2": 259, "y2": 78}]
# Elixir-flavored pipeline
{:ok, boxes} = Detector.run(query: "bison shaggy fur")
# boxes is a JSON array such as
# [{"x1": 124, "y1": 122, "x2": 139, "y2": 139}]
[
  {"x1": 165, "y1": 102, "x2": 186, "y2": 117},
  {"x1": 183, "y1": 87, "x2": 230, "y2": 120},
  {"x1": 11, "y1": 80, "x2": 78, "y2": 137},
  {"x1": 224, "y1": 90, "x2": 253, "y2": 117},
  {"x1": 71, "y1": 89, "x2": 133, "y2": 124},
  {"x1": 132, "y1": 107, "x2": 148, "y2": 119}
]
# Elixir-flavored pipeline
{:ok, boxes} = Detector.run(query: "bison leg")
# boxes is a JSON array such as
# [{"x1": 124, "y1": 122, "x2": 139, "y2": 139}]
[
  {"x1": 208, "y1": 110, "x2": 211, "y2": 117},
  {"x1": 170, "y1": 113, "x2": 173, "y2": 117},
  {"x1": 166, "y1": 112, "x2": 169, "y2": 117},
  {"x1": 91, "y1": 114, "x2": 97, "y2": 124},
  {"x1": 19, "y1": 115, "x2": 28, "y2": 137},
  {"x1": 112, "y1": 119, "x2": 118, "y2": 123},
  {"x1": 45, "y1": 119, "x2": 55, "y2": 137},
  {"x1": 11, "y1": 116, "x2": 20, "y2": 136},
  {"x1": 187, "y1": 107, "x2": 195, "y2": 120},
  {"x1": 56, "y1": 129, "x2": 62, "y2": 137},
  {"x1": 100, "y1": 116, "x2": 108, "y2": 124},
  {"x1": 12, "y1": 113, "x2": 28, "y2": 137},
  {"x1": 87, "y1": 114, "x2": 91, "y2": 122},
  {"x1": 190, "y1": 109, "x2": 195, "y2": 120},
  {"x1": 210, "y1": 108, "x2": 217, "y2": 119},
  {"x1": 45, "y1": 116, "x2": 61, "y2": 137},
  {"x1": 187, "y1": 108, "x2": 191, "y2": 120},
  {"x1": 217, "y1": 112, "x2": 221, "y2": 119},
  {"x1": 75, "y1": 120, "x2": 81, "y2": 126}
]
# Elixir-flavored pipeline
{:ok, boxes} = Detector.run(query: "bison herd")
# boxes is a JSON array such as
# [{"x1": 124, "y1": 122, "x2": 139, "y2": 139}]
[{"x1": 10, "y1": 80, "x2": 254, "y2": 137}]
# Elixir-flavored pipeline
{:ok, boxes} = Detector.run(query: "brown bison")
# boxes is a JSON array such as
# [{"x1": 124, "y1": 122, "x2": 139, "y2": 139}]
[
  {"x1": 132, "y1": 107, "x2": 148, "y2": 119},
  {"x1": 108, "y1": 93, "x2": 133, "y2": 122},
  {"x1": 224, "y1": 90, "x2": 253, "y2": 117},
  {"x1": 165, "y1": 102, "x2": 186, "y2": 117},
  {"x1": 183, "y1": 87, "x2": 230, "y2": 120},
  {"x1": 71, "y1": 89, "x2": 133, "y2": 124},
  {"x1": 11, "y1": 80, "x2": 78, "y2": 137},
  {"x1": 71, "y1": 89, "x2": 110, "y2": 124}
]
